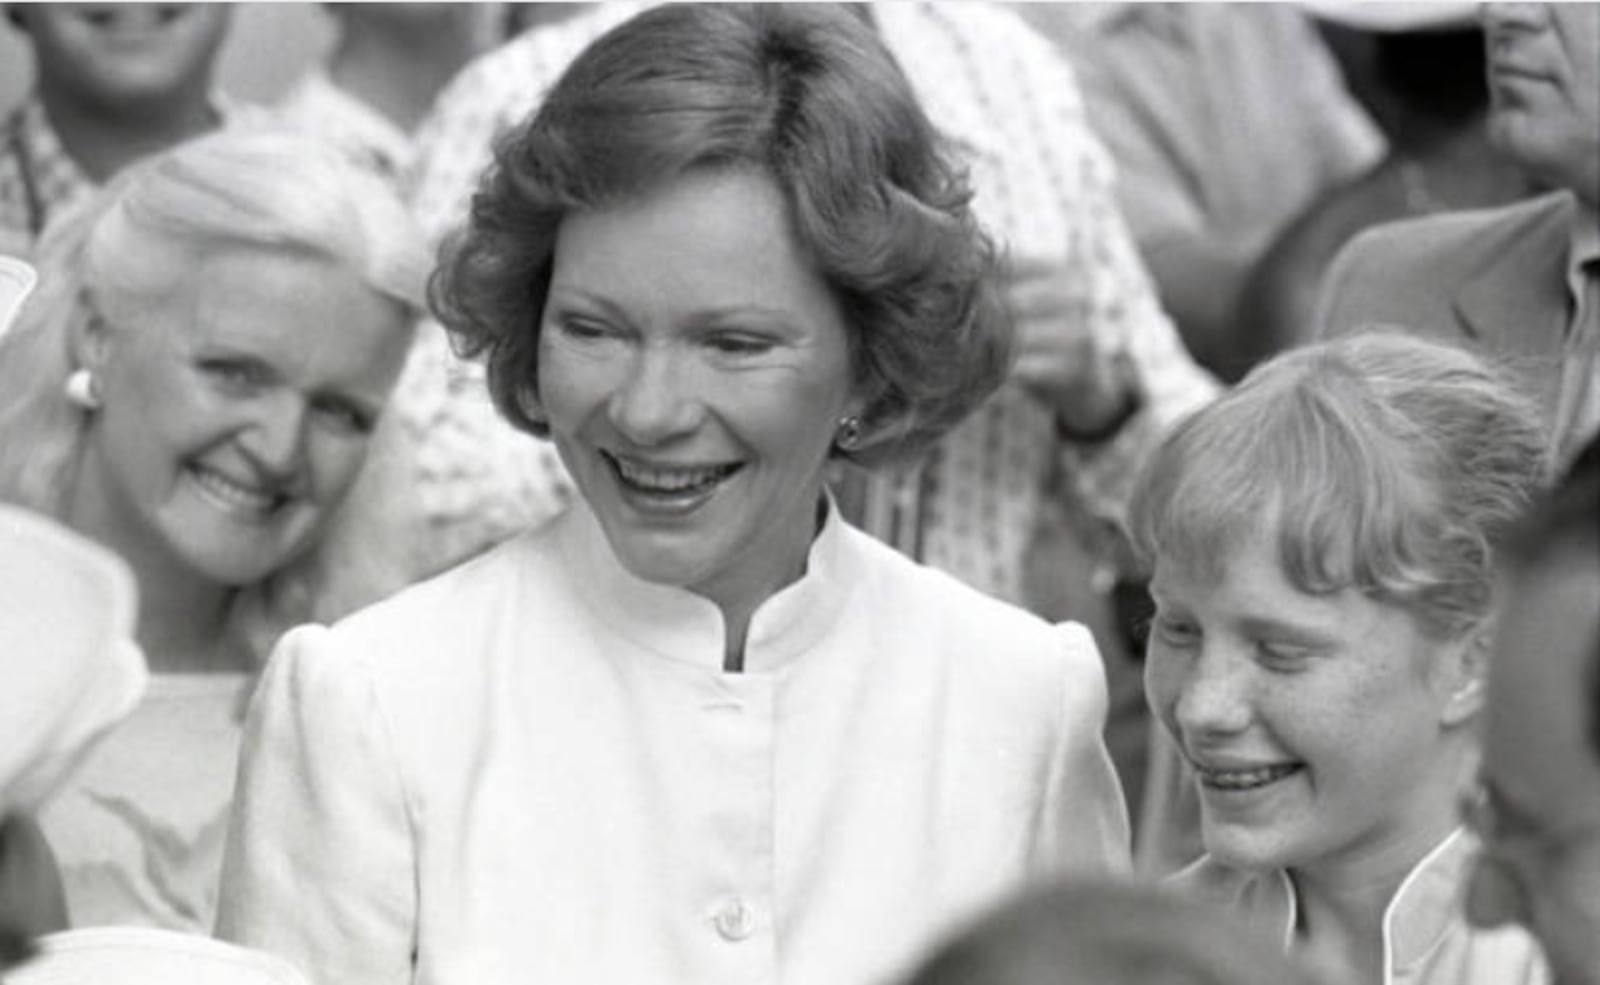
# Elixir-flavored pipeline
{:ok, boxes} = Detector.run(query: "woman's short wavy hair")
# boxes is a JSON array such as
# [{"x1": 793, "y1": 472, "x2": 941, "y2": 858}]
[
  {"x1": 1128, "y1": 330, "x2": 1551, "y2": 640},
  {"x1": 431, "y1": 2, "x2": 1009, "y2": 467},
  {"x1": 0, "y1": 127, "x2": 428, "y2": 660}
]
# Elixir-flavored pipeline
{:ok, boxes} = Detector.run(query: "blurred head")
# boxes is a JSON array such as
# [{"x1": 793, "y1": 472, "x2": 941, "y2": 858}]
[
  {"x1": 1481, "y1": 3, "x2": 1600, "y2": 204},
  {"x1": 1465, "y1": 437, "x2": 1600, "y2": 985},
  {"x1": 1309, "y1": 5, "x2": 1486, "y2": 140},
  {"x1": 432, "y1": 3, "x2": 1006, "y2": 607},
  {"x1": 1130, "y1": 331, "x2": 1548, "y2": 877},
  {"x1": 1373, "y1": 26, "x2": 1489, "y2": 125},
  {"x1": 323, "y1": 2, "x2": 504, "y2": 50},
  {"x1": 326, "y1": 2, "x2": 460, "y2": 27},
  {"x1": 904, "y1": 880, "x2": 1320, "y2": 985},
  {"x1": 7, "y1": 4, "x2": 232, "y2": 118},
  {"x1": 0, "y1": 129, "x2": 426, "y2": 592}
]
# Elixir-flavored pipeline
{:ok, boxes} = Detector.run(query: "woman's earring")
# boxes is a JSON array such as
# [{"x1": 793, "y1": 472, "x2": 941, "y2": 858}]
[
  {"x1": 64, "y1": 368, "x2": 102, "y2": 411},
  {"x1": 834, "y1": 415, "x2": 863, "y2": 452}
]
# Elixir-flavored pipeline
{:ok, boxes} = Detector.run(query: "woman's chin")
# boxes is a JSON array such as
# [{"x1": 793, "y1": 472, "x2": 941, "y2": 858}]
[
  {"x1": 1200, "y1": 821, "x2": 1304, "y2": 873},
  {"x1": 604, "y1": 533, "x2": 716, "y2": 590}
]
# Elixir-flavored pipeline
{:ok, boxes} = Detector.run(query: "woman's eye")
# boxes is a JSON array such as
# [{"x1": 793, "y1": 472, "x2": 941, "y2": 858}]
[
  {"x1": 313, "y1": 399, "x2": 374, "y2": 436},
  {"x1": 1151, "y1": 615, "x2": 1200, "y2": 648},
  {"x1": 554, "y1": 316, "x2": 616, "y2": 342},
  {"x1": 1256, "y1": 641, "x2": 1312, "y2": 671},
  {"x1": 199, "y1": 359, "x2": 261, "y2": 389},
  {"x1": 706, "y1": 333, "x2": 775, "y2": 356}
]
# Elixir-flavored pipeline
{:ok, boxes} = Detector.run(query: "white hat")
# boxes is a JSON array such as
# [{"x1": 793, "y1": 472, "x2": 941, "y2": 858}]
[
  {"x1": 0, "y1": 254, "x2": 36, "y2": 338},
  {"x1": 0, "y1": 505, "x2": 148, "y2": 817},
  {"x1": 1303, "y1": 1, "x2": 1478, "y2": 32},
  {"x1": 6, "y1": 928, "x2": 310, "y2": 985}
]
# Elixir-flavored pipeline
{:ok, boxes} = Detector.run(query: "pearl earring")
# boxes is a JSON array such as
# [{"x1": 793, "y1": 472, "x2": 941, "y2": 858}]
[
  {"x1": 835, "y1": 415, "x2": 863, "y2": 451},
  {"x1": 64, "y1": 368, "x2": 102, "y2": 411}
]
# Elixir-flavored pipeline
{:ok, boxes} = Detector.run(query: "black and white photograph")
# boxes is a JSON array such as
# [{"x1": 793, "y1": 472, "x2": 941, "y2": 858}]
[{"x1": 0, "y1": 3, "x2": 1596, "y2": 983}]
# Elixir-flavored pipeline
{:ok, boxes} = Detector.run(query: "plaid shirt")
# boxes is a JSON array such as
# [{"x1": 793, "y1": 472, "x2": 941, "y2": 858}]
[
  {"x1": 0, "y1": 93, "x2": 253, "y2": 258},
  {"x1": 407, "y1": 1, "x2": 1219, "y2": 601},
  {"x1": 0, "y1": 97, "x2": 97, "y2": 255}
]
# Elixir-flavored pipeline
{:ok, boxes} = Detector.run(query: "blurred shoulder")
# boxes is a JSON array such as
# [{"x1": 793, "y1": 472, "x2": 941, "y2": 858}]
[
  {"x1": 1318, "y1": 192, "x2": 1576, "y2": 338},
  {"x1": 1335, "y1": 192, "x2": 1575, "y2": 278}
]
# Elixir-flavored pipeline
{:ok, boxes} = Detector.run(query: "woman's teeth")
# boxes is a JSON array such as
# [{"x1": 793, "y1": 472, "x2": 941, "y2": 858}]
[
  {"x1": 191, "y1": 466, "x2": 281, "y2": 516},
  {"x1": 1197, "y1": 763, "x2": 1303, "y2": 791},
  {"x1": 612, "y1": 456, "x2": 739, "y2": 494}
]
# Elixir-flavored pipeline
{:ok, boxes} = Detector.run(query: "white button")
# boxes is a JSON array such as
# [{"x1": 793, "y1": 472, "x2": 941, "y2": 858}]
[{"x1": 713, "y1": 898, "x2": 755, "y2": 941}]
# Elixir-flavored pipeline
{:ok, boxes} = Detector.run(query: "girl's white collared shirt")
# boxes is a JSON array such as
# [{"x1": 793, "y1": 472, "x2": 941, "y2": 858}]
[{"x1": 1173, "y1": 828, "x2": 1550, "y2": 985}]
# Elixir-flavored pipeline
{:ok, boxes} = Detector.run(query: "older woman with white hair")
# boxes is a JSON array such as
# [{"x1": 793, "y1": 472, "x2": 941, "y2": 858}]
[
  {"x1": 1130, "y1": 331, "x2": 1552, "y2": 984},
  {"x1": 0, "y1": 129, "x2": 427, "y2": 932}
]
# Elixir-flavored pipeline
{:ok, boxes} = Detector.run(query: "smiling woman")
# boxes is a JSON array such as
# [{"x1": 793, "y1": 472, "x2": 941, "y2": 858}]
[
  {"x1": 215, "y1": 6, "x2": 1130, "y2": 985},
  {"x1": 534, "y1": 167, "x2": 861, "y2": 665},
  {"x1": 1128, "y1": 330, "x2": 1552, "y2": 985},
  {"x1": 0, "y1": 128, "x2": 426, "y2": 932}
]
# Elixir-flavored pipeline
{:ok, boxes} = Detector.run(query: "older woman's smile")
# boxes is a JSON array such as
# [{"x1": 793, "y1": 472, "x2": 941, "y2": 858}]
[{"x1": 186, "y1": 463, "x2": 291, "y2": 520}]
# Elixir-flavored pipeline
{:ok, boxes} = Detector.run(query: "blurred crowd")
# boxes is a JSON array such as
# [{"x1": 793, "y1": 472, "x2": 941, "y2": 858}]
[{"x1": 0, "y1": 3, "x2": 1595, "y2": 984}]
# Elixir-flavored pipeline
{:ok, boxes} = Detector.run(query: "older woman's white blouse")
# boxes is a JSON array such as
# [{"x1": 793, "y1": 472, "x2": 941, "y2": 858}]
[{"x1": 216, "y1": 502, "x2": 1129, "y2": 985}]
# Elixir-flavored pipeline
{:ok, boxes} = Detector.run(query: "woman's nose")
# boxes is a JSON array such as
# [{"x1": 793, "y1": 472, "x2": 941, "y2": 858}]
[
  {"x1": 240, "y1": 393, "x2": 309, "y2": 476},
  {"x1": 1171, "y1": 650, "x2": 1252, "y2": 738},
  {"x1": 606, "y1": 347, "x2": 702, "y2": 445},
  {"x1": 1464, "y1": 851, "x2": 1530, "y2": 930}
]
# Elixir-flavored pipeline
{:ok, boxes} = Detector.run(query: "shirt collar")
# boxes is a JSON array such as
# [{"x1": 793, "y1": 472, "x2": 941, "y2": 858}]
[
  {"x1": 554, "y1": 494, "x2": 853, "y2": 675},
  {"x1": 1382, "y1": 827, "x2": 1477, "y2": 973},
  {"x1": 1568, "y1": 197, "x2": 1600, "y2": 285},
  {"x1": 1253, "y1": 828, "x2": 1479, "y2": 979}
]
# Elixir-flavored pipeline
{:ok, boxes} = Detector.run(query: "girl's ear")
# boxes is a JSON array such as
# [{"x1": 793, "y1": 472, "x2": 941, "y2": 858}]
[{"x1": 1439, "y1": 625, "x2": 1491, "y2": 728}]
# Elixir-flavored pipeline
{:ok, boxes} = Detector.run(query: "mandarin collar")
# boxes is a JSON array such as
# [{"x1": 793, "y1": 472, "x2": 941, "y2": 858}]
[
  {"x1": 1252, "y1": 828, "x2": 1480, "y2": 978},
  {"x1": 554, "y1": 495, "x2": 853, "y2": 675},
  {"x1": 1382, "y1": 828, "x2": 1478, "y2": 973},
  {"x1": 1568, "y1": 197, "x2": 1600, "y2": 289}
]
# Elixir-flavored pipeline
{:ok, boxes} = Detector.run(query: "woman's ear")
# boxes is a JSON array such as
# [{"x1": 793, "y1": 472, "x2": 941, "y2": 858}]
[
  {"x1": 1439, "y1": 625, "x2": 1491, "y2": 728},
  {"x1": 840, "y1": 378, "x2": 897, "y2": 455},
  {"x1": 68, "y1": 304, "x2": 111, "y2": 376}
]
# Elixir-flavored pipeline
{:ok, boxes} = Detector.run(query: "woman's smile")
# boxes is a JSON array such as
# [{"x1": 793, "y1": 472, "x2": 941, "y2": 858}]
[
  {"x1": 602, "y1": 451, "x2": 744, "y2": 514},
  {"x1": 186, "y1": 462, "x2": 290, "y2": 521},
  {"x1": 1194, "y1": 761, "x2": 1305, "y2": 794}
]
